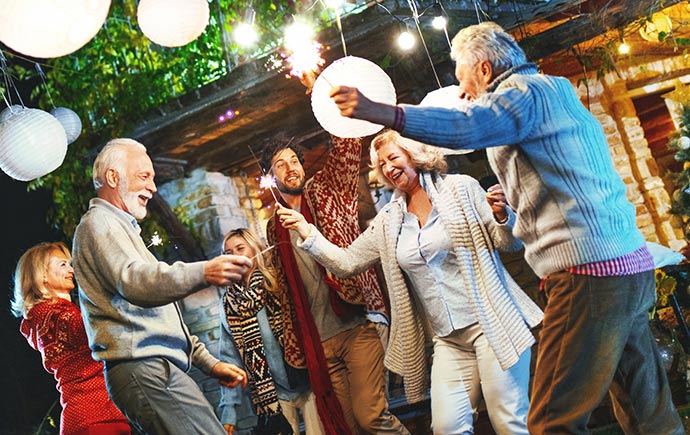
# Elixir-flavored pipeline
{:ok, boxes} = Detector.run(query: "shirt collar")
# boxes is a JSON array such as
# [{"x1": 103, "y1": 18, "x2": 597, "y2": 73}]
[{"x1": 89, "y1": 197, "x2": 141, "y2": 234}]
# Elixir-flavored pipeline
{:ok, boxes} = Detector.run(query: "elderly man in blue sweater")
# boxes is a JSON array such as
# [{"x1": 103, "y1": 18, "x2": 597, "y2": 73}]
[{"x1": 329, "y1": 21, "x2": 683, "y2": 435}]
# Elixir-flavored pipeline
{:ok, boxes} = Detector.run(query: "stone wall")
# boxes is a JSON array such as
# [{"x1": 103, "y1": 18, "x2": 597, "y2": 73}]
[{"x1": 157, "y1": 168, "x2": 258, "y2": 414}]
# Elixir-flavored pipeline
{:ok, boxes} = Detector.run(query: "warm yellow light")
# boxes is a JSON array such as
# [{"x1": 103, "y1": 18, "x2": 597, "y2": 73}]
[
  {"x1": 397, "y1": 31, "x2": 415, "y2": 50},
  {"x1": 618, "y1": 41, "x2": 630, "y2": 55}
]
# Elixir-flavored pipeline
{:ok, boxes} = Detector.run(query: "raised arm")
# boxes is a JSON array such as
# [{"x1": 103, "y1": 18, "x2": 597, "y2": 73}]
[{"x1": 311, "y1": 135, "x2": 364, "y2": 204}]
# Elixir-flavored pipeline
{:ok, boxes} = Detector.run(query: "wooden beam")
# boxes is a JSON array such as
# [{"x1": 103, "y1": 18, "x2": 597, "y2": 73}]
[{"x1": 518, "y1": 0, "x2": 685, "y2": 61}]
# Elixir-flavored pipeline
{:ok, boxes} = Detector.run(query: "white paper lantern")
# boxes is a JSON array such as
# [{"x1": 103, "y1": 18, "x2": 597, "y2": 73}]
[
  {"x1": 0, "y1": 105, "x2": 25, "y2": 123},
  {"x1": 51, "y1": 107, "x2": 82, "y2": 144},
  {"x1": 419, "y1": 85, "x2": 472, "y2": 155},
  {"x1": 137, "y1": 0, "x2": 210, "y2": 47},
  {"x1": 0, "y1": 108, "x2": 68, "y2": 181},
  {"x1": 0, "y1": 0, "x2": 111, "y2": 58},
  {"x1": 311, "y1": 56, "x2": 396, "y2": 138}
]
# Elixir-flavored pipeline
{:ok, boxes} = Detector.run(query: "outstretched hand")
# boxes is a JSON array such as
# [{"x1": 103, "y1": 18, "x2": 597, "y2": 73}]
[
  {"x1": 276, "y1": 203, "x2": 311, "y2": 239},
  {"x1": 204, "y1": 255, "x2": 252, "y2": 286},
  {"x1": 329, "y1": 86, "x2": 397, "y2": 126},
  {"x1": 211, "y1": 361, "x2": 247, "y2": 389}
]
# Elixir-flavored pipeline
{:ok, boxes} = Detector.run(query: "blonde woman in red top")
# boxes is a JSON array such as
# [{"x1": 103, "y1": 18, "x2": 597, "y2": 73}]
[{"x1": 11, "y1": 242, "x2": 131, "y2": 435}]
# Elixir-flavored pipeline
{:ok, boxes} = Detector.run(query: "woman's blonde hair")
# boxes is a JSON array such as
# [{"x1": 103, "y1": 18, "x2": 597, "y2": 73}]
[
  {"x1": 370, "y1": 129, "x2": 447, "y2": 189},
  {"x1": 11, "y1": 242, "x2": 71, "y2": 319},
  {"x1": 222, "y1": 228, "x2": 277, "y2": 292}
]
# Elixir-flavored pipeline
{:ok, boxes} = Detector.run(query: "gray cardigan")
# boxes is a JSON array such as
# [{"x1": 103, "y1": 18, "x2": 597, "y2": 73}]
[
  {"x1": 298, "y1": 173, "x2": 543, "y2": 403},
  {"x1": 73, "y1": 198, "x2": 218, "y2": 374}
]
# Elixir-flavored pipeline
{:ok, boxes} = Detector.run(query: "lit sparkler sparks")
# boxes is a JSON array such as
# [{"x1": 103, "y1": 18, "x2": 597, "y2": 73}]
[
  {"x1": 146, "y1": 231, "x2": 163, "y2": 248},
  {"x1": 284, "y1": 41, "x2": 325, "y2": 78}
]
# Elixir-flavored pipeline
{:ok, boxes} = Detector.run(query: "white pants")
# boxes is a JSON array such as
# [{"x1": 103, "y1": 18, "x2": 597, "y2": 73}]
[
  {"x1": 430, "y1": 323, "x2": 531, "y2": 435},
  {"x1": 280, "y1": 390, "x2": 325, "y2": 435}
]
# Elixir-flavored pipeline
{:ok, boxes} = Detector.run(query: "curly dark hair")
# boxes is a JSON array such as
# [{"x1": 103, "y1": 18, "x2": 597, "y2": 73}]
[{"x1": 259, "y1": 137, "x2": 305, "y2": 174}]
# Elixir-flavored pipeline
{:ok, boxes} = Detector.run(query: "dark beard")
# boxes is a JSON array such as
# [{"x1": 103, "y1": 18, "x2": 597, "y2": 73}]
[{"x1": 275, "y1": 177, "x2": 305, "y2": 195}]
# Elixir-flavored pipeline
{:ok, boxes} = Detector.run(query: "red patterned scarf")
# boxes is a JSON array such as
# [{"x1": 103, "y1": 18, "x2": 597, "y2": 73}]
[{"x1": 274, "y1": 194, "x2": 353, "y2": 435}]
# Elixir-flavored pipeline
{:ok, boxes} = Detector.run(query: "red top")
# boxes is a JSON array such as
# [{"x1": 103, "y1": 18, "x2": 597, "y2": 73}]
[{"x1": 20, "y1": 299, "x2": 130, "y2": 435}]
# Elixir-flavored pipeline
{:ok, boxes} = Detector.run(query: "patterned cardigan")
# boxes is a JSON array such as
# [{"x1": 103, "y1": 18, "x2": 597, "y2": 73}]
[
  {"x1": 297, "y1": 173, "x2": 544, "y2": 403},
  {"x1": 266, "y1": 135, "x2": 388, "y2": 368}
]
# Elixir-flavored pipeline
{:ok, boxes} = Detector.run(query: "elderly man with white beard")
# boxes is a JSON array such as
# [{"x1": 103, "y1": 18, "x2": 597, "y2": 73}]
[{"x1": 73, "y1": 138, "x2": 250, "y2": 435}]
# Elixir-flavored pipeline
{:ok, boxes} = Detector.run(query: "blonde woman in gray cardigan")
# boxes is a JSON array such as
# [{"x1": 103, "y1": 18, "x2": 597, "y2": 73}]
[{"x1": 277, "y1": 130, "x2": 543, "y2": 435}]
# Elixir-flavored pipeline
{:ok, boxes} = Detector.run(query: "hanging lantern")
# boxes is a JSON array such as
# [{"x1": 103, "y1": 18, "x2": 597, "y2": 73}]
[
  {"x1": 311, "y1": 56, "x2": 396, "y2": 138},
  {"x1": 0, "y1": 105, "x2": 25, "y2": 123},
  {"x1": 418, "y1": 85, "x2": 472, "y2": 155},
  {"x1": 0, "y1": 108, "x2": 68, "y2": 181},
  {"x1": 0, "y1": 0, "x2": 111, "y2": 58},
  {"x1": 51, "y1": 107, "x2": 82, "y2": 144},
  {"x1": 137, "y1": 0, "x2": 210, "y2": 47}
]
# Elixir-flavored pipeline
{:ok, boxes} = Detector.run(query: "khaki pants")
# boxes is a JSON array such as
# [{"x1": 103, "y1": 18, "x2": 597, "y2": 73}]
[{"x1": 322, "y1": 323, "x2": 410, "y2": 435}]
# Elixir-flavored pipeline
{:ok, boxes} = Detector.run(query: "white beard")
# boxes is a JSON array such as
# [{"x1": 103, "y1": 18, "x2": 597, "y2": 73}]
[{"x1": 118, "y1": 179, "x2": 148, "y2": 220}]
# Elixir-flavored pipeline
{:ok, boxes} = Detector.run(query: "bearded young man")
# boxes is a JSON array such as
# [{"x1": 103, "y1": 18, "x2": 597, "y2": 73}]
[{"x1": 261, "y1": 136, "x2": 409, "y2": 435}]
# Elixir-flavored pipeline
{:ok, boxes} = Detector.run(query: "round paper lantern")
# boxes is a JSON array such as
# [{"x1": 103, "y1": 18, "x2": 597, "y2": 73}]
[
  {"x1": 0, "y1": 105, "x2": 25, "y2": 123},
  {"x1": 138, "y1": 0, "x2": 210, "y2": 47},
  {"x1": 419, "y1": 85, "x2": 471, "y2": 155},
  {"x1": 51, "y1": 107, "x2": 82, "y2": 144},
  {"x1": 311, "y1": 56, "x2": 396, "y2": 138},
  {"x1": 0, "y1": 108, "x2": 68, "y2": 181},
  {"x1": 0, "y1": 0, "x2": 111, "y2": 58}
]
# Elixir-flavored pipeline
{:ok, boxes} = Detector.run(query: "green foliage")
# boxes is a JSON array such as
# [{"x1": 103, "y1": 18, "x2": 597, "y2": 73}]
[
  {"x1": 667, "y1": 104, "x2": 690, "y2": 240},
  {"x1": 0, "y1": 0, "x2": 308, "y2": 241}
]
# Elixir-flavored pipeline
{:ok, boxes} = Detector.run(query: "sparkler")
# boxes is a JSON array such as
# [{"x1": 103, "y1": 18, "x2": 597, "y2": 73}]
[
  {"x1": 146, "y1": 231, "x2": 163, "y2": 248},
  {"x1": 247, "y1": 137, "x2": 296, "y2": 206}
]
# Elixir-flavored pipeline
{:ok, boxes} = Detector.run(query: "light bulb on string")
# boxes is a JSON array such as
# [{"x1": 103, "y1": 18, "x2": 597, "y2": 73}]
[
  {"x1": 618, "y1": 41, "x2": 630, "y2": 55},
  {"x1": 398, "y1": 29, "x2": 416, "y2": 50},
  {"x1": 234, "y1": 6, "x2": 258, "y2": 48},
  {"x1": 432, "y1": 15, "x2": 447, "y2": 30}
]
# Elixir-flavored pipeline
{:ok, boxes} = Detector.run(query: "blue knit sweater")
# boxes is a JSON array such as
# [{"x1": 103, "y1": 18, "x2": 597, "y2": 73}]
[{"x1": 401, "y1": 63, "x2": 644, "y2": 277}]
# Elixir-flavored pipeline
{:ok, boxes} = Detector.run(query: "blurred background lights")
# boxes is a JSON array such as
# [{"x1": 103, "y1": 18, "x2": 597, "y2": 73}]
[
  {"x1": 234, "y1": 7, "x2": 257, "y2": 48},
  {"x1": 397, "y1": 30, "x2": 415, "y2": 50},
  {"x1": 432, "y1": 15, "x2": 447, "y2": 30},
  {"x1": 618, "y1": 41, "x2": 630, "y2": 55},
  {"x1": 234, "y1": 22, "x2": 258, "y2": 47},
  {"x1": 324, "y1": 0, "x2": 342, "y2": 8},
  {"x1": 218, "y1": 109, "x2": 239, "y2": 123}
]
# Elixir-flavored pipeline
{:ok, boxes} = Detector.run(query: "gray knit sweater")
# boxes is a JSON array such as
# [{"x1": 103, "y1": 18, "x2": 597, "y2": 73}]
[
  {"x1": 298, "y1": 173, "x2": 543, "y2": 403},
  {"x1": 73, "y1": 198, "x2": 218, "y2": 374},
  {"x1": 401, "y1": 63, "x2": 645, "y2": 277}
]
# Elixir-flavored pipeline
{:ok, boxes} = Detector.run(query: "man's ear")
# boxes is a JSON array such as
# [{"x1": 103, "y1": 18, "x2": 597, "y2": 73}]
[
  {"x1": 105, "y1": 168, "x2": 119, "y2": 188},
  {"x1": 480, "y1": 60, "x2": 493, "y2": 84}
]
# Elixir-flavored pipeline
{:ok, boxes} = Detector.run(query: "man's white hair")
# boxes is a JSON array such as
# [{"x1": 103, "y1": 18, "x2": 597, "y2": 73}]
[
  {"x1": 450, "y1": 22, "x2": 527, "y2": 76},
  {"x1": 92, "y1": 138, "x2": 147, "y2": 190}
]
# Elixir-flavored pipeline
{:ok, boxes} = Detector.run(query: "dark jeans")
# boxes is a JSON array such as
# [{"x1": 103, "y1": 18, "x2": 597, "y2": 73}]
[
  {"x1": 105, "y1": 357, "x2": 226, "y2": 435},
  {"x1": 527, "y1": 270, "x2": 684, "y2": 435}
]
